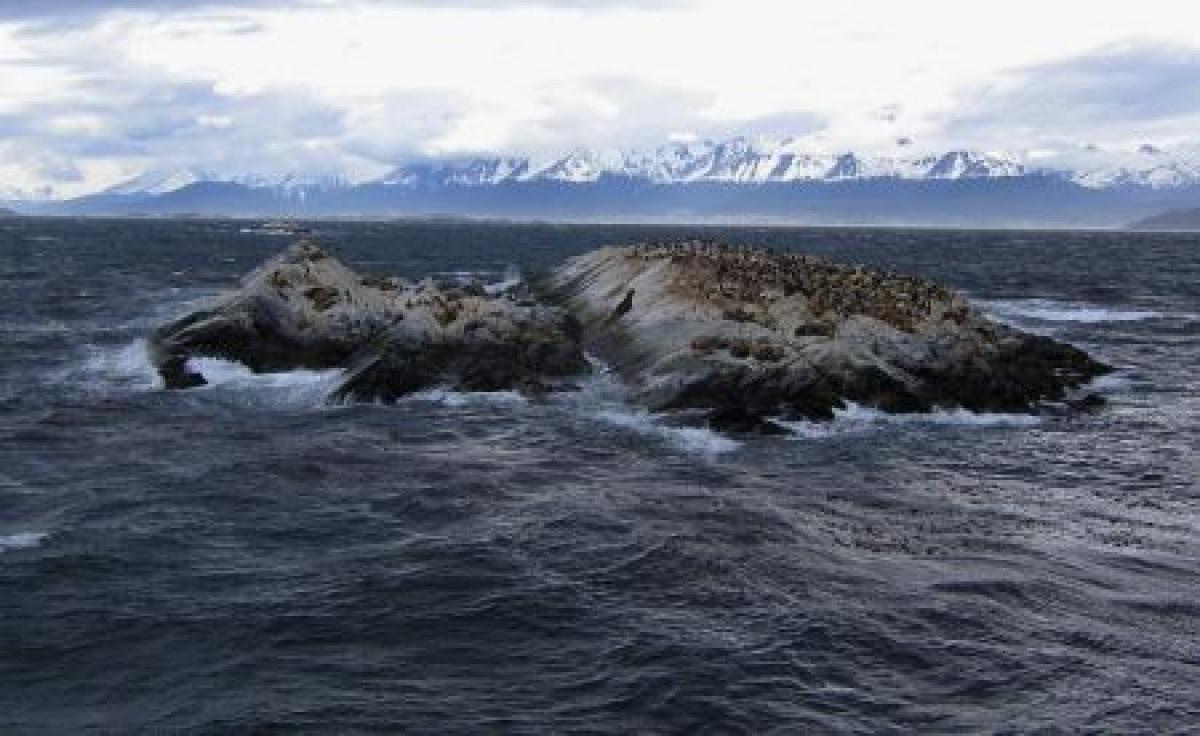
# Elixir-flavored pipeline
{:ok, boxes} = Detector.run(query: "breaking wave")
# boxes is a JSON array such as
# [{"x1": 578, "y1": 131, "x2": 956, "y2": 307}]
[
  {"x1": 976, "y1": 298, "x2": 1183, "y2": 325},
  {"x1": 185, "y1": 357, "x2": 342, "y2": 409},
  {"x1": 556, "y1": 355, "x2": 741, "y2": 456},
  {"x1": 77, "y1": 340, "x2": 160, "y2": 392},
  {"x1": 407, "y1": 387, "x2": 527, "y2": 407},
  {"x1": 775, "y1": 402, "x2": 1041, "y2": 439},
  {"x1": 596, "y1": 408, "x2": 742, "y2": 456},
  {"x1": 0, "y1": 531, "x2": 47, "y2": 551},
  {"x1": 484, "y1": 265, "x2": 523, "y2": 295}
]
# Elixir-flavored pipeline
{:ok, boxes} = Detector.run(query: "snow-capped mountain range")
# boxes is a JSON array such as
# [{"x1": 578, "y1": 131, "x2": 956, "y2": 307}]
[
  {"x1": 11, "y1": 137, "x2": 1200, "y2": 226},
  {"x1": 102, "y1": 169, "x2": 356, "y2": 198},
  {"x1": 93, "y1": 138, "x2": 1200, "y2": 195}
]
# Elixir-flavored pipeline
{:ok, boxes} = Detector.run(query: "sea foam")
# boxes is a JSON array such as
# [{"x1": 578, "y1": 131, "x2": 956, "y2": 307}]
[
  {"x1": 407, "y1": 387, "x2": 527, "y2": 407},
  {"x1": 774, "y1": 402, "x2": 1041, "y2": 440},
  {"x1": 596, "y1": 408, "x2": 742, "y2": 456},
  {"x1": 976, "y1": 298, "x2": 1179, "y2": 325},
  {"x1": 484, "y1": 265, "x2": 523, "y2": 296},
  {"x1": 0, "y1": 531, "x2": 47, "y2": 551},
  {"x1": 79, "y1": 340, "x2": 159, "y2": 391},
  {"x1": 185, "y1": 357, "x2": 341, "y2": 409},
  {"x1": 553, "y1": 354, "x2": 742, "y2": 456}
]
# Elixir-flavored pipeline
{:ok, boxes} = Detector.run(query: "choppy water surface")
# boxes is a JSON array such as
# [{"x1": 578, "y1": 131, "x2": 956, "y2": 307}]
[{"x1": 2, "y1": 219, "x2": 1198, "y2": 733}]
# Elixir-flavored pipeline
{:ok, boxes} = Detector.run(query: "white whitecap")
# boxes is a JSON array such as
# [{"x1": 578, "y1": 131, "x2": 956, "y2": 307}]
[
  {"x1": 0, "y1": 531, "x2": 47, "y2": 551},
  {"x1": 596, "y1": 408, "x2": 741, "y2": 456},
  {"x1": 769, "y1": 418, "x2": 843, "y2": 439},
  {"x1": 484, "y1": 265, "x2": 523, "y2": 296},
  {"x1": 1085, "y1": 372, "x2": 1137, "y2": 392},
  {"x1": 80, "y1": 340, "x2": 159, "y2": 390},
  {"x1": 975, "y1": 298, "x2": 1177, "y2": 324},
  {"x1": 840, "y1": 403, "x2": 1040, "y2": 427},
  {"x1": 186, "y1": 357, "x2": 341, "y2": 408},
  {"x1": 556, "y1": 356, "x2": 741, "y2": 456},
  {"x1": 407, "y1": 387, "x2": 527, "y2": 407},
  {"x1": 776, "y1": 402, "x2": 1040, "y2": 440}
]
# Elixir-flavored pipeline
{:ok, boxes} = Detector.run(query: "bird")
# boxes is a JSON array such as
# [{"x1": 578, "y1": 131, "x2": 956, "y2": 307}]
[{"x1": 607, "y1": 288, "x2": 635, "y2": 324}]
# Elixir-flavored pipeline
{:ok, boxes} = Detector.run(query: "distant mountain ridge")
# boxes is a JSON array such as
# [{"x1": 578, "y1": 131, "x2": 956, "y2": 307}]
[
  {"x1": 89, "y1": 138, "x2": 1200, "y2": 192},
  {"x1": 13, "y1": 137, "x2": 1200, "y2": 226},
  {"x1": 1128, "y1": 207, "x2": 1200, "y2": 231},
  {"x1": 350, "y1": 145, "x2": 1080, "y2": 188}
]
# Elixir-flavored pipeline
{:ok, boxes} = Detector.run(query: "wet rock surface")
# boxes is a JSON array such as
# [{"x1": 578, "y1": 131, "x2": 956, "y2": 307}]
[
  {"x1": 546, "y1": 240, "x2": 1111, "y2": 427},
  {"x1": 149, "y1": 241, "x2": 589, "y2": 398}
]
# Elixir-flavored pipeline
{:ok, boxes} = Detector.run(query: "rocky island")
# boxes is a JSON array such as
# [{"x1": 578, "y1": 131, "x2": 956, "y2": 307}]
[
  {"x1": 149, "y1": 240, "x2": 1110, "y2": 432},
  {"x1": 545, "y1": 242, "x2": 1109, "y2": 428},
  {"x1": 149, "y1": 242, "x2": 588, "y2": 399}
]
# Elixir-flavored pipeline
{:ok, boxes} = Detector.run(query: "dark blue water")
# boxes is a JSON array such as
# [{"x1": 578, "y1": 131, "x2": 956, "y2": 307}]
[{"x1": 2, "y1": 218, "x2": 1199, "y2": 734}]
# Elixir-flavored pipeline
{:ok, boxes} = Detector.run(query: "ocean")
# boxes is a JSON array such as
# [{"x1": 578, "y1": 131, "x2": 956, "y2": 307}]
[{"x1": 2, "y1": 218, "x2": 1198, "y2": 733}]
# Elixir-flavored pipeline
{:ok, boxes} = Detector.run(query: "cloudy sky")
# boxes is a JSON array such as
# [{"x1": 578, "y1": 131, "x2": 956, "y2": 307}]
[{"x1": 2, "y1": 0, "x2": 1199, "y2": 196}]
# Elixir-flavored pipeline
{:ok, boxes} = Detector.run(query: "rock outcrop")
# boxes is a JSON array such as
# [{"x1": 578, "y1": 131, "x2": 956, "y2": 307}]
[
  {"x1": 545, "y1": 241, "x2": 1110, "y2": 429},
  {"x1": 149, "y1": 241, "x2": 589, "y2": 398},
  {"x1": 151, "y1": 239, "x2": 1111, "y2": 432}
]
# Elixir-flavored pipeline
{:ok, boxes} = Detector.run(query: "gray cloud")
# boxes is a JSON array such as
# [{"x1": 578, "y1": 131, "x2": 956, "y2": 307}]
[
  {"x1": 0, "y1": 54, "x2": 816, "y2": 191},
  {"x1": 0, "y1": 52, "x2": 365, "y2": 183},
  {"x1": 948, "y1": 42, "x2": 1200, "y2": 145},
  {"x1": 0, "y1": 37, "x2": 530, "y2": 187}
]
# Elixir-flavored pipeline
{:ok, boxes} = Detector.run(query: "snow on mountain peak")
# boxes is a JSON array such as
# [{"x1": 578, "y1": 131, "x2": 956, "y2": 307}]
[
  {"x1": 104, "y1": 168, "x2": 212, "y2": 196},
  {"x1": 99, "y1": 138, "x2": 1200, "y2": 198}
]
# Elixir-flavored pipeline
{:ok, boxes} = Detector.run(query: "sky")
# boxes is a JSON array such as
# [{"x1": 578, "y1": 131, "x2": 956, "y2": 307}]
[{"x1": 2, "y1": 0, "x2": 1200, "y2": 196}]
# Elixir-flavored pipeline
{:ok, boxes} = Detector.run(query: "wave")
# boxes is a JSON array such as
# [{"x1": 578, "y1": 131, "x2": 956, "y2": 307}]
[
  {"x1": 774, "y1": 402, "x2": 1040, "y2": 439},
  {"x1": 549, "y1": 357, "x2": 1031, "y2": 451},
  {"x1": 596, "y1": 408, "x2": 742, "y2": 456},
  {"x1": 79, "y1": 340, "x2": 160, "y2": 391},
  {"x1": 975, "y1": 298, "x2": 1181, "y2": 325},
  {"x1": 484, "y1": 265, "x2": 523, "y2": 296},
  {"x1": 185, "y1": 357, "x2": 341, "y2": 409},
  {"x1": 554, "y1": 355, "x2": 741, "y2": 456},
  {"x1": 78, "y1": 342, "x2": 530, "y2": 411},
  {"x1": 406, "y1": 387, "x2": 527, "y2": 407},
  {"x1": 1084, "y1": 371, "x2": 1137, "y2": 392},
  {"x1": 432, "y1": 266, "x2": 523, "y2": 296},
  {"x1": 0, "y1": 531, "x2": 47, "y2": 551},
  {"x1": 73, "y1": 344, "x2": 342, "y2": 409}
]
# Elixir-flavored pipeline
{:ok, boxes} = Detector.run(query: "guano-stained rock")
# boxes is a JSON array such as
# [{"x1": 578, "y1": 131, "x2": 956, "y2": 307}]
[
  {"x1": 151, "y1": 239, "x2": 1111, "y2": 433},
  {"x1": 545, "y1": 241, "x2": 1110, "y2": 429},
  {"x1": 148, "y1": 241, "x2": 589, "y2": 399}
]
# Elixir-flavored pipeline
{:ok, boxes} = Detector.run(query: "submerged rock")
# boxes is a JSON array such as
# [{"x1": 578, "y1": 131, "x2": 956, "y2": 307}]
[
  {"x1": 546, "y1": 240, "x2": 1110, "y2": 428},
  {"x1": 149, "y1": 241, "x2": 589, "y2": 398}
]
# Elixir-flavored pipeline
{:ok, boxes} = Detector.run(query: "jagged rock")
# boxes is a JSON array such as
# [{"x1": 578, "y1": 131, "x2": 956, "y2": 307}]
[
  {"x1": 149, "y1": 241, "x2": 589, "y2": 399},
  {"x1": 545, "y1": 240, "x2": 1110, "y2": 427},
  {"x1": 331, "y1": 302, "x2": 587, "y2": 403},
  {"x1": 151, "y1": 239, "x2": 1112, "y2": 434}
]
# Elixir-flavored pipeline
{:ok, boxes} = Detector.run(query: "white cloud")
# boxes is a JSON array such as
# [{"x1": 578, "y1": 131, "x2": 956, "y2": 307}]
[{"x1": 1, "y1": 0, "x2": 1199, "y2": 194}]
